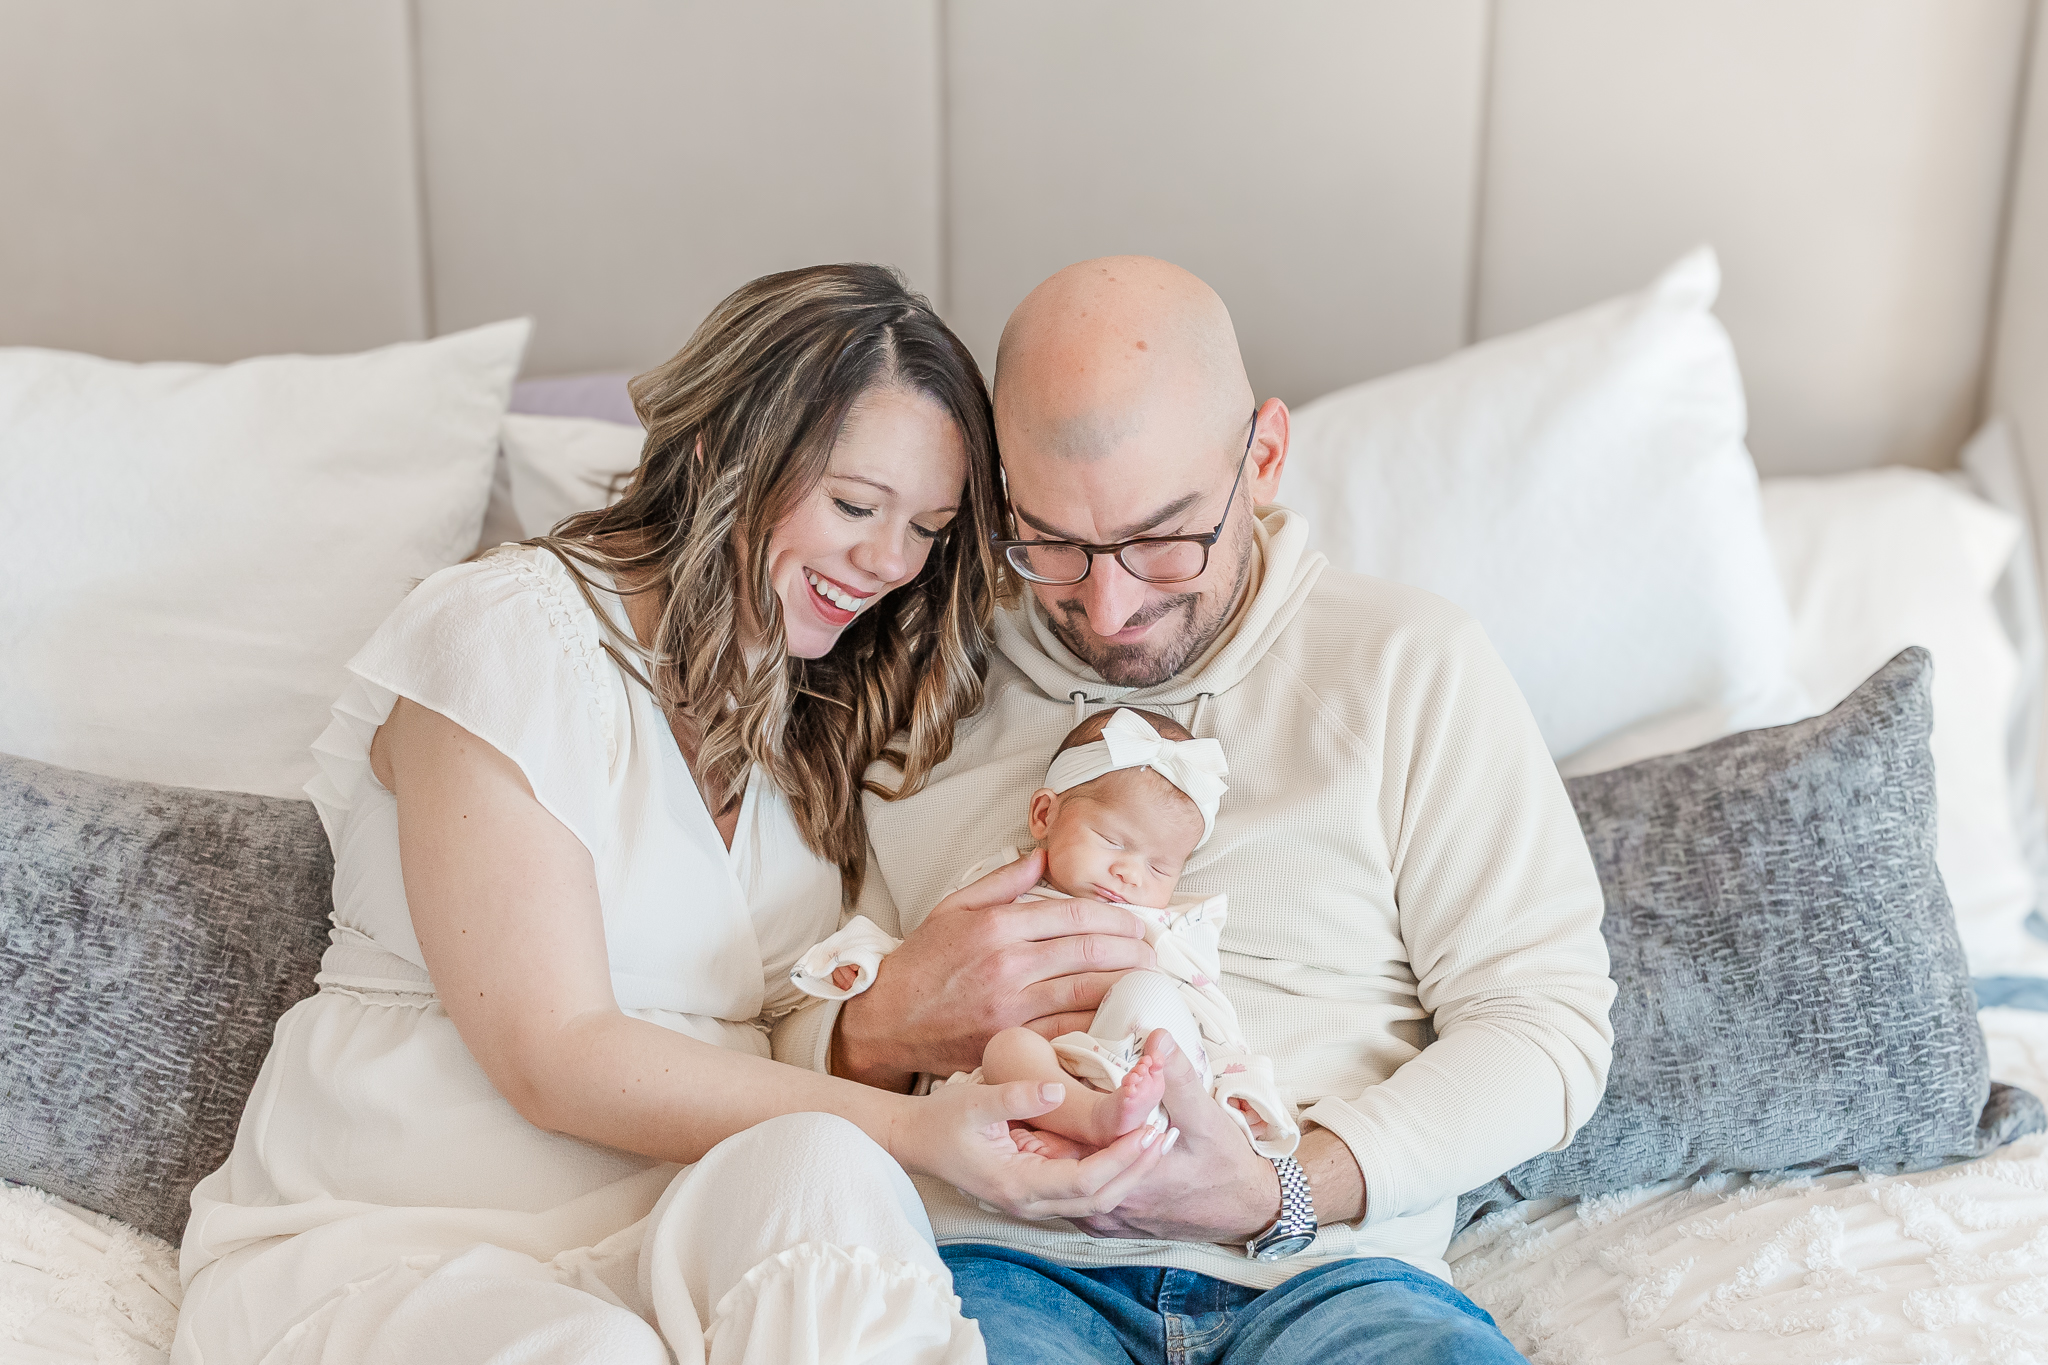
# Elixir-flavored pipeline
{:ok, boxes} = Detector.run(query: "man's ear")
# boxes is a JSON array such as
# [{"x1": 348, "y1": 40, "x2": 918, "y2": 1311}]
[
  {"x1": 1247, "y1": 397, "x2": 1289, "y2": 505},
  {"x1": 1027, "y1": 788, "x2": 1059, "y2": 841}
]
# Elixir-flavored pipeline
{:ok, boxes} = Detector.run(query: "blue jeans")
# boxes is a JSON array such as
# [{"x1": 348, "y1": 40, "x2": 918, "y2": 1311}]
[{"x1": 940, "y1": 1245, "x2": 1526, "y2": 1365}]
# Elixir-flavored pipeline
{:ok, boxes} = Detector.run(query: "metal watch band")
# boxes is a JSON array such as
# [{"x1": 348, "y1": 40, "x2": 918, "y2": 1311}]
[{"x1": 1245, "y1": 1153, "x2": 1317, "y2": 1261}]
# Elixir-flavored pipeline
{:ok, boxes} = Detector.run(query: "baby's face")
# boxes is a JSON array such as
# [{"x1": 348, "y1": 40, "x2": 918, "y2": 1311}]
[{"x1": 1028, "y1": 768, "x2": 1204, "y2": 909}]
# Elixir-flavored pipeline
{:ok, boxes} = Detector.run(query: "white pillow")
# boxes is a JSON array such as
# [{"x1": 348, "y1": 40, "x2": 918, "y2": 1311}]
[
  {"x1": 1281, "y1": 249, "x2": 1803, "y2": 764},
  {"x1": 492, "y1": 413, "x2": 643, "y2": 542},
  {"x1": 475, "y1": 446, "x2": 527, "y2": 552},
  {"x1": 1960, "y1": 419, "x2": 2048, "y2": 933},
  {"x1": 0, "y1": 320, "x2": 529, "y2": 799},
  {"x1": 1760, "y1": 466, "x2": 2040, "y2": 974}
]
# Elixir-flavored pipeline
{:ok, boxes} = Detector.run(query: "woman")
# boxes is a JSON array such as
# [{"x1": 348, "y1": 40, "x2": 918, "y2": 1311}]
[{"x1": 172, "y1": 265, "x2": 1166, "y2": 1365}]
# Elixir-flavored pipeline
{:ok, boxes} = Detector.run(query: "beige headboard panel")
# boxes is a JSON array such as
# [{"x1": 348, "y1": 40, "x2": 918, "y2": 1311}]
[
  {"x1": 414, "y1": 1, "x2": 943, "y2": 377},
  {"x1": 2, "y1": 0, "x2": 2041, "y2": 482},
  {"x1": 943, "y1": 1, "x2": 1488, "y2": 410},
  {"x1": 0, "y1": 1, "x2": 428, "y2": 362},
  {"x1": 1993, "y1": 3, "x2": 2048, "y2": 525},
  {"x1": 1477, "y1": 0, "x2": 2032, "y2": 475}
]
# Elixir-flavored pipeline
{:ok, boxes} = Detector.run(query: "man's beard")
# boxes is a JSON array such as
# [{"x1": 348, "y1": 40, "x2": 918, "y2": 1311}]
[{"x1": 1045, "y1": 530, "x2": 1254, "y2": 689}]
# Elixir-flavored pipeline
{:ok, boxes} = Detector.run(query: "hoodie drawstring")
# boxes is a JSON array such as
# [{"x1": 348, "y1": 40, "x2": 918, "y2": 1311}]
[{"x1": 1069, "y1": 691, "x2": 1213, "y2": 729}]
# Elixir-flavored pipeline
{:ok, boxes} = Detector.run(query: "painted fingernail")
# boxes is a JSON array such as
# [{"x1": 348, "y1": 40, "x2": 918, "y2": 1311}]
[
  {"x1": 1140, "y1": 1127, "x2": 1158, "y2": 1149},
  {"x1": 1162, "y1": 1127, "x2": 1181, "y2": 1154},
  {"x1": 1040, "y1": 1083, "x2": 1065, "y2": 1104}
]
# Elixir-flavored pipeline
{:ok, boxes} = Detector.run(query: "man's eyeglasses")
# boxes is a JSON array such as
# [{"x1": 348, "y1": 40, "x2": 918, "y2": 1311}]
[{"x1": 993, "y1": 410, "x2": 1257, "y2": 586}]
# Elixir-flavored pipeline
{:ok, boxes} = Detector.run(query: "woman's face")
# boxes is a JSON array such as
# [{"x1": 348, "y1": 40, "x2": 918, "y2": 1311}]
[{"x1": 765, "y1": 384, "x2": 968, "y2": 660}]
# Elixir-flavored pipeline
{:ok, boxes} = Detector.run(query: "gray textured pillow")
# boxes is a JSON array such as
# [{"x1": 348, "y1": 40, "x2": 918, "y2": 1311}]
[
  {"x1": 0, "y1": 753, "x2": 333, "y2": 1243},
  {"x1": 1460, "y1": 647, "x2": 2045, "y2": 1228}
]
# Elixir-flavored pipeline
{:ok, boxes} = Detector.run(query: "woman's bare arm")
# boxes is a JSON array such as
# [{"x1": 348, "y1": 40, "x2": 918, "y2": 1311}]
[{"x1": 370, "y1": 696, "x2": 1174, "y2": 1214}]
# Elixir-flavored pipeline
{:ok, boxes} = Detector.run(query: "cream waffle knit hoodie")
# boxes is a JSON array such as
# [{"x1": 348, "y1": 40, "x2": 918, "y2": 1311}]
[{"x1": 773, "y1": 505, "x2": 1614, "y2": 1288}]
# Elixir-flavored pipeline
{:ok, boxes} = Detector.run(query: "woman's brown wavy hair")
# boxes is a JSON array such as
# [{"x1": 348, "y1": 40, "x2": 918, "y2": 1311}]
[{"x1": 538, "y1": 264, "x2": 1001, "y2": 901}]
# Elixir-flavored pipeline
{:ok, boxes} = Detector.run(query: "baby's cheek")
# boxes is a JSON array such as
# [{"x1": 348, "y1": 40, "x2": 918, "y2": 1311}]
[
  {"x1": 1045, "y1": 837, "x2": 1095, "y2": 891},
  {"x1": 1045, "y1": 838, "x2": 1078, "y2": 879}
]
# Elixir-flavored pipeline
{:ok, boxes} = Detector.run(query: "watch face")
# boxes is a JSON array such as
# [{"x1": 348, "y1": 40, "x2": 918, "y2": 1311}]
[{"x1": 1252, "y1": 1231, "x2": 1317, "y2": 1262}]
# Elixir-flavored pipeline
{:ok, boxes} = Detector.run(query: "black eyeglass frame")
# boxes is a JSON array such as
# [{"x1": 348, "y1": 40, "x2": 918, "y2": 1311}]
[{"x1": 991, "y1": 409, "x2": 1259, "y2": 586}]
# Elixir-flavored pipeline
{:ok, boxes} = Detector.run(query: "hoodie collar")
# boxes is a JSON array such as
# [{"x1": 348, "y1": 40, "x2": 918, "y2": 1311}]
[{"x1": 994, "y1": 505, "x2": 1326, "y2": 710}]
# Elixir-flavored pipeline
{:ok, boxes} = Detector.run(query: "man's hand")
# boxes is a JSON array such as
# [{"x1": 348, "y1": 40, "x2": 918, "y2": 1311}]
[
  {"x1": 1038, "y1": 1031, "x2": 1368, "y2": 1243},
  {"x1": 835, "y1": 849, "x2": 1156, "y2": 1090}
]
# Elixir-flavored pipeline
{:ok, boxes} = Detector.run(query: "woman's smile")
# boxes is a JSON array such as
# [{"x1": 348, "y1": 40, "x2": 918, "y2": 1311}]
[
  {"x1": 802, "y1": 566, "x2": 873, "y2": 625},
  {"x1": 768, "y1": 385, "x2": 966, "y2": 658}
]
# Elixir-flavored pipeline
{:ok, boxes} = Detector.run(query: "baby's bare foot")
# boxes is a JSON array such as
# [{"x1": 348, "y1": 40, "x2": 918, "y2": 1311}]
[
  {"x1": 1010, "y1": 1127, "x2": 1053, "y2": 1157},
  {"x1": 1086, "y1": 1054, "x2": 1167, "y2": 1145}
]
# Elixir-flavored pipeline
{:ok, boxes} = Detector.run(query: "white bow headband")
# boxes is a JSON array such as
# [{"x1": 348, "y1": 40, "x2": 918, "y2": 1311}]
[{"x1": 1043, "y1": 708, "x2": 1229, "y2": 847}]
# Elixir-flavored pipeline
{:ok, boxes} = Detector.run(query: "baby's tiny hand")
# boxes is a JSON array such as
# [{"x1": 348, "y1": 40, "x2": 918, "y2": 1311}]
[
  {"x1": 830, "y1": 963, "x2": 861, "y2": 992},
  {"x1": 1229, "y1": 1096, "x2": 1270, "y2": 1139}
]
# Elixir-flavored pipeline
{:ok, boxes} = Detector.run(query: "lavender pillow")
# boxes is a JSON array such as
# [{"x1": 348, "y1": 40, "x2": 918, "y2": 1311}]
[{"x1": 510, "y1": 373, "x2": 639, "y2": 427}]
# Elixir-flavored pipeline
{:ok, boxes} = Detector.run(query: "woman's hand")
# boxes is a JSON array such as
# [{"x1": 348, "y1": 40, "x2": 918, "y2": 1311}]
[
  {"x1": 381, "y1": 696, "x2": 995, "y2": 1169},
  {"x1": 885, "y1": 1078, "x2": 1177, "y2": 1223},
  {"x1": 997, "y1": 1030, "x2": 1337, "y2": 1245}
]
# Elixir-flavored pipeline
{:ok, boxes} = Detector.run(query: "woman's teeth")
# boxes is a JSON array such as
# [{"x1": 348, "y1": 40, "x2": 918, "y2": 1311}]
[{"x1": 804, "y1": 568, "x2": 869, "y2": 613}]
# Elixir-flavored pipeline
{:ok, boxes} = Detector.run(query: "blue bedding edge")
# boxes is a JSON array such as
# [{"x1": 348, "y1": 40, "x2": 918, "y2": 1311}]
[{"x1": 1975, "y1": 975, "x2": 2048, "y2": 1011}]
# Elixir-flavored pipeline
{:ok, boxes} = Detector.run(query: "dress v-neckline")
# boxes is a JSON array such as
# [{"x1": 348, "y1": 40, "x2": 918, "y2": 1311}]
[
  {"x1": 676, "y1": 723, "x2": 748, "y2": 858},
  {"x1": 595, "y1": 563, "x2": 755, "y2": 859},
  {"x1": 668, "y1": 688, "x2": 762, "y2": 859},
  {"x1": 720, "y1": 767, "x2": 759, "y2": 865}
]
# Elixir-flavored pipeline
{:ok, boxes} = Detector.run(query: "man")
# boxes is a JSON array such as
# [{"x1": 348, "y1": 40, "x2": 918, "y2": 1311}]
[{"x1": 775, "y1": 257, "x2": 1615, "y2": 1362}]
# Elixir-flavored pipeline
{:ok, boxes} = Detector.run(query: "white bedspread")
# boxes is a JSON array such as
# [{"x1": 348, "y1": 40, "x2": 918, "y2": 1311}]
[
  {"x1": 0, "y1": 1183, "x2": 177, "y2": 1363},
  {"x1": 6, "y1": 1009, "x2": 2048, "y2": 1363},
  {"x1": 1450, "y1": 1007, "x2": 2048, "y2": 1363}
]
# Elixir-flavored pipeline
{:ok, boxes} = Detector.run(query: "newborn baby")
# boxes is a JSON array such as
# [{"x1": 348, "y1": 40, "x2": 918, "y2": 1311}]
[{"x1": 792, "y1": 707, "x2": 1299, "y2": 1158}]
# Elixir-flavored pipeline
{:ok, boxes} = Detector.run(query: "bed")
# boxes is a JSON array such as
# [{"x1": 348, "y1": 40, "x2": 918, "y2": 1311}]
[
  {"x1": 4, "y1": 5, "x2": 2048, "y2": 1363},
  {"x1": 8, "y1": 1014, "x2": 2044, "y2": 1365},
  {"x1": 1450, "y1": 1009, "x2": 2048, "y2": 1364}
]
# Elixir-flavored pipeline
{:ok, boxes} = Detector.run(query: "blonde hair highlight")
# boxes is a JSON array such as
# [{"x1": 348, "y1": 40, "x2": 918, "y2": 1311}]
[{"x1": 537, "y1": 264, "x2": 1001, "y2": 900}]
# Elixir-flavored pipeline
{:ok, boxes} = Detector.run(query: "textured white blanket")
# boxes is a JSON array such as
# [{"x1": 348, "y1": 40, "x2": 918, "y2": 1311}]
[
  {"x1": 1450, "y1": 1007, "x2": 2048, "y2": 1363},
  {"x1": 7, "y1": 1009, "x2": 2048, "y2": 1363},
  {"x1": 0, "y1": 1183, "x2": 177, "y2": 1363}
]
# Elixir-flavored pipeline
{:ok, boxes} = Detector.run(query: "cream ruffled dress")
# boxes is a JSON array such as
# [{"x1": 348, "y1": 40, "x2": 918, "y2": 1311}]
[{"x1": 171, "y1": 545, "x2": 982, "y2": 1365}]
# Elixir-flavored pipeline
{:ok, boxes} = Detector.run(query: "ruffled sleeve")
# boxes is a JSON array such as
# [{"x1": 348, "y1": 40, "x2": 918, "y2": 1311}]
[{"x1": 306, "y1": 545, "x2": 628, "y2": 863}]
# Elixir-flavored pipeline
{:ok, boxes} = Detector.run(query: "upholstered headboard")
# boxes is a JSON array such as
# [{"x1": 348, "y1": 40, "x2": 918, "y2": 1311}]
[{"x1": 1, "y1": 1, "x2": 2041, "y2": 486}]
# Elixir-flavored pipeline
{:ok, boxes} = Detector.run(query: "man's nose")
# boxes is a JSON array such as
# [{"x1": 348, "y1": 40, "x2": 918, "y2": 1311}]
[{"x1": 1079, "y1": 555, "x2": 1149, "y2": 638}]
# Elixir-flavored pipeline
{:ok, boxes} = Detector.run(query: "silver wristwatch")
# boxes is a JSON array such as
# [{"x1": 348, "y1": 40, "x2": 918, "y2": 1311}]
[{"x1": 1245, "y1": 1154, "x2": 1317, "y2": 1261}]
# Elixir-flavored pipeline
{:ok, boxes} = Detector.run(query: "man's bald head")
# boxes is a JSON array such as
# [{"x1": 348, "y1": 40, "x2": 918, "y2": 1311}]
[
  {"x1": 988, "y1": 258, "x2": 1287, "y2": 689},
  {"x1": 994, "y1": 256, "x2": 1252, "y2": 469}
]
